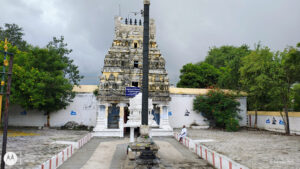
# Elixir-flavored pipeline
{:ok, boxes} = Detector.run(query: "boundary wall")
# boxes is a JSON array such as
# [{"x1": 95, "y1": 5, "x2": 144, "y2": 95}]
[{"x1": 248, "y1": 111, "x2": 300, "y2": 134}]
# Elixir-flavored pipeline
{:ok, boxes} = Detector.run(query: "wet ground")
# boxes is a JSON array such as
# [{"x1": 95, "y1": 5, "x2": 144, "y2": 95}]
[{"x1": 59, "y1": 137, "x2": 213, "y2": 169}]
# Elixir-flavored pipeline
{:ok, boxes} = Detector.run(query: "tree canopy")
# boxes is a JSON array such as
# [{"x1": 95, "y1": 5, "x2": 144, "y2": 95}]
[
  {"x1": 177, "y1": 45, "x2": 251, "y2": 90},
  {"x1": 205, "y1": 45, "x2": 251, "y2": 69},
  {"x1": 240, "y1": 45, "x2": 276, "y2": 111},
  {"x1": 0, "y1": 23, "x2": 83, "y2": 116},
  {"x1": 180, "y1": 42, "x2": 300, "y2": 134},
  {"x1": 0, "y1": 23, "x2": 27, "y2": 51},
  {"x1": 177, "y1": 62, "x2": 220, "y2": 88}
]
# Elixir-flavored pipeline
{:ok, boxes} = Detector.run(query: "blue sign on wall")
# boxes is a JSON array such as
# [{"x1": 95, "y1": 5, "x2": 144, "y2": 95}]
[
  {"x1": 266, "y1": 119, "x2": 270, "y2": 124},
  {"x1": 125, "y1": 87, "x2": 140, "y2": 97},
  {"x1": 71, "y1": 110, "x2": 76, "y2": 116},
  {"x1": 168, "y1": 111, "x2": 172, "y2": 116},
  {"x1": 279, "y1": 120, "x2": 285, "y2": 125}
]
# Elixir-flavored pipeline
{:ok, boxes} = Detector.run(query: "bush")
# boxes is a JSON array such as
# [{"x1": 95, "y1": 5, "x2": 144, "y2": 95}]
[
  {"x1": 193, "y1": 89, "x2": 241, "y2": 131},
  {"x1": 225, "y1": 118, "x2": 239, "y2": 131}
]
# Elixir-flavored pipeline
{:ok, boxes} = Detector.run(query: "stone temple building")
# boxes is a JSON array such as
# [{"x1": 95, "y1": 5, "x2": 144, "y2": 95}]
[
  {"x1": 4, "y1": 16, "x2": 249, "y2": 137},
  {"x1": 5, "y1": 18, "x2": 249, "y2": 136},
  {"x1": 93, "y1": 16, "x2": 173, "y2": 137}
]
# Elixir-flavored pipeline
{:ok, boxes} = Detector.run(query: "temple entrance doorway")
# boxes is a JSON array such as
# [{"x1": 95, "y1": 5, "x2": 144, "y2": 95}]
[{"x1": 107, "y1": 104, "x2": 120, "y2": 129}]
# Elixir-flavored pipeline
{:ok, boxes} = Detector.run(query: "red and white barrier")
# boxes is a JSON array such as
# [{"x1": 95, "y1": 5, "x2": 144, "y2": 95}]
[
  {"x1": 77, "y1": 133, "x2": 92, "y2": 149},
  {"x1": 37, "y1": 145, "x2": 74, "y2": 169},
  {"x1": 173, "y1": 133, "x2": 249, "y2": 169},
  {"x1": 35, "y1": 133, "x2": 93, "y2": 169}
]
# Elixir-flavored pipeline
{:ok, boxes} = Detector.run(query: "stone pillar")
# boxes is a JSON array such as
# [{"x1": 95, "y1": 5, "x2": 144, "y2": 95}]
[
  {"x1": 94, "y1": 104, "x2": 107, "y2": 131},
  {"x1": 117, "y1": 103, "x2": 127, "y2": 137},
  {"x1": 105, "y1": 103, "x2": 110, "y2": 128},
  {"x1": 130, "y1": 127, "x2": 135, "y2": 142},
  {"x1": 159, "y1": 105, "x2": 163, "y2": 128}
]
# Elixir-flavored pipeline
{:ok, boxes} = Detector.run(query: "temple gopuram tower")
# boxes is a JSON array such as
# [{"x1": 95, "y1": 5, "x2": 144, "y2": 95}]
[{"x1": 94, "y1": 16, "x2": 172, "y2": 137}]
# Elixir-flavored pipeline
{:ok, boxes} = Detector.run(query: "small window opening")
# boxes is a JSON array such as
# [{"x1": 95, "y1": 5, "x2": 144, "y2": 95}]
[
  {"x1": 134, "y1": 43, "x2": 138, "y2": 48},
  {"x1": 132, "y1": 82, "x2": 138, "y2": 87},
  {"x1": 134, "y1": 61, "x2": 139, "y2": 68}
]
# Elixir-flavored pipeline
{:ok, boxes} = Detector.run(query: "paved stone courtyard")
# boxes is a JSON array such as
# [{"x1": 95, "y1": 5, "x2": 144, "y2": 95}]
[
  {"x1": 176, "y1": 128, "x2": 300, "y2": 169},
  {"x1": 1, "y1": 128, "x2": 299, "y2": 169},
  {"x1": 0, "y1": 128, "x2": 88, "y2": 169},
  {"x1": 59, "y1": 137, "x2": 213, "y2": 169}
]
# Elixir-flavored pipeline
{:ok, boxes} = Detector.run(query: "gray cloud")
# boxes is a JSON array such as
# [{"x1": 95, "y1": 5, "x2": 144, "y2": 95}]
[{"x1": 1, "y1": 0, "x2": 300, "y2": 85}]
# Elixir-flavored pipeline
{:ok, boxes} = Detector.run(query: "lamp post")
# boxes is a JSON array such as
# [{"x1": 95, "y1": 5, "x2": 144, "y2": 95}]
[
  {"x1": 0, "y1": 38, "x2": 15, "y2": 169},
  {"x1": 0, "y1": 38, "x2": 9, "y2": 125}
]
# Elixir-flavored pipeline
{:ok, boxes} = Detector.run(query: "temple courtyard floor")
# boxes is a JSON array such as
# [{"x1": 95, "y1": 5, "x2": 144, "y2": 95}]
[
  {"x1": 0, "y1": 128, "x2": 299, "y2": 169},
  {"x1": 175, "y1": 128, "x2": 300, "y2": 169},
  {"x1": 59, "y1": 137, "x2": 212, "y2": 169},
  {"x1": 0, "y1": 128, "x2": 89, "y2": 169}
]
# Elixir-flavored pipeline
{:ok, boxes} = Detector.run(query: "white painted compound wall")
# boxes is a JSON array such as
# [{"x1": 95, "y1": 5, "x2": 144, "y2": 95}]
[
  {"x1": 8, "y1": 92, "x2": 247, "y2": 129},
  {"x1": 169, "y1": 94, "x2": 247, "y2": 128},
  {"x1": 50, "y1": 93, "x2": 97, "y2": 127},
  {"x1": 8, "y1": 105, "x2": 46, "y2": 127},
  {"x1": 169, "y1": 94, "x2": 207, "y2": 128},
  {"x1": 8, "y1": 93, "x2": 97, "y2": 127},
  {"x1": 248, "y1": 114, "x2": 300, "y2": 135},
  {"x1": 237, "y1": 97, "x2": 247, "y2": 126}
]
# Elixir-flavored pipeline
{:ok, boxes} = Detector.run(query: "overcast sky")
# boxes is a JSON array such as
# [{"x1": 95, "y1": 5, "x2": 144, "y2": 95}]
[{"x1": 1, "y1": 0, "x2": 300, "y2": 85}]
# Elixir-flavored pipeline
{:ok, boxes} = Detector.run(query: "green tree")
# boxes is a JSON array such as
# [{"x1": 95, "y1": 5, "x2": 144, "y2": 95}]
[
  {"x1": 293, "y1": 83, "x2": 300, "y2": 111},
  {"x1": 0, "y1": 27, "x2": 83, "y2": 126},
  {"x1": 0, "y1": 23, "x2": 27, "y2": 51},
  {"x1": 177, "y1": 62, "x2": 220, "y2": 88},
  {"x1": 205, "y1": 45, "x2": 251, "y2": 90},
  {"x1": 270, "y1": 43, "x2": 300, "y2": 134},
  {"x1": 193, "y1": 89, "x2": 241, "y2": 131},
  {"x1": 46, "y1": 36, "x2": 83, "y2": 85},
  {"x1": 240, "y1": 45, "x2": 276, "y2": 128},
  {"x1": 10, "y1": 47, "x2": 74, "y2": 126}
]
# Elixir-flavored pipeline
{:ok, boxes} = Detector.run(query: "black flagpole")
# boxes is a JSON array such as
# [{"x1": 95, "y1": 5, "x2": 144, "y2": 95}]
[{"x1": 142, "y1": 0, "x2": 150, "y2": 126}]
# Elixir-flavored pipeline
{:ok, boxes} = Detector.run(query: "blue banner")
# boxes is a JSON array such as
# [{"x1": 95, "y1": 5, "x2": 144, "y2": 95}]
[{"x1": 125, "y1": 87, "x2": 140, "y2": 97}]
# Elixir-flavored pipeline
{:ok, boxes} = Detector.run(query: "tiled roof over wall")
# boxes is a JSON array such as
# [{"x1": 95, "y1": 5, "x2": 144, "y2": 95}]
[
  {"x1": 73, "y1": 85, "x2": 98, "y2": 93},
  {"x1": 73, "y1": 85, "x2": 246, "y2": 96}
]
